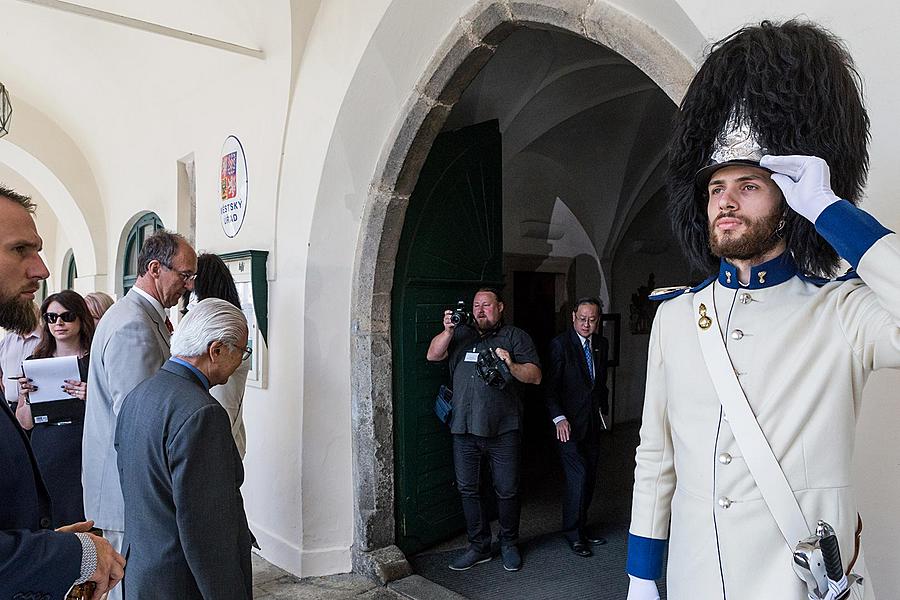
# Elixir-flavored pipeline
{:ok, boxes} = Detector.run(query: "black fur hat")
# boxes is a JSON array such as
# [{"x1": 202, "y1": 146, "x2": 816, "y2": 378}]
[{"x1": 668, "y1": 20, "x2": 870, "y2": 277}]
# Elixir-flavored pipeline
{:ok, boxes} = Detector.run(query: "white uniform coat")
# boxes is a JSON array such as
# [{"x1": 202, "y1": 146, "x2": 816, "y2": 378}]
[{"x1": 628, "y1": 201, "x2": 899, "y2": 600}]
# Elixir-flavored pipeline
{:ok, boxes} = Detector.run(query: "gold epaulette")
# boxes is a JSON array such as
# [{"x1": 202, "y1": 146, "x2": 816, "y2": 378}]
[{"x1": 650, "y1": 286, "x2": 691, "y2": 296}]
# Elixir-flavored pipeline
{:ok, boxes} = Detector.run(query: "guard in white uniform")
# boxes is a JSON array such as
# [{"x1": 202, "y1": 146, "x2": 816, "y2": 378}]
[{"x1": 625, "y1": 21, "x2": 895, "y2": 600}]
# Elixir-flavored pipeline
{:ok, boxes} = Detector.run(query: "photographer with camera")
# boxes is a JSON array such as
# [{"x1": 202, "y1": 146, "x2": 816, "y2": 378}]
[{"x1": 426, "y1": 288, "x2": 541, "y2": 573}]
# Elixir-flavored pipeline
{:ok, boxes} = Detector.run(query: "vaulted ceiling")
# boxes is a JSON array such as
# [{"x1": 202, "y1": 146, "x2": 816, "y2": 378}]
[{"x1": 444, "y1": 27, "x2": 677, "y2": 264}]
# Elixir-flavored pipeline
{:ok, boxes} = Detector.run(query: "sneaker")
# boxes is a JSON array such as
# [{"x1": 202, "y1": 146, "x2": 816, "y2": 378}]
[
  {"x1": 501, "y1": 545, "x2": 522, "y2": 571},
  {"x1": 449, "y1": 548, "x2": 492, "y2": 571}
]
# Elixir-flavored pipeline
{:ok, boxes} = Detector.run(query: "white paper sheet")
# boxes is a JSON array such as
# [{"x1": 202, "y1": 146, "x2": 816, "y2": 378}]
[{"x1": 21, "y1": 355, "x2": 81, "y2": 404}]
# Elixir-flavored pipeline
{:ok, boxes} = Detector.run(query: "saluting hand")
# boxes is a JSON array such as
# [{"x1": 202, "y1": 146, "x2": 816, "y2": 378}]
[{"x1": 760, "y1": 155, "x2": 841, "y2": 223}]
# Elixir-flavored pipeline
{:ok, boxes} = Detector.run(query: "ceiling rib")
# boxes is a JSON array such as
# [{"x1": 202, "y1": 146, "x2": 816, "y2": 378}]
[{"x1": 19, "y1": 0, "x2": 265, "y2": 59}]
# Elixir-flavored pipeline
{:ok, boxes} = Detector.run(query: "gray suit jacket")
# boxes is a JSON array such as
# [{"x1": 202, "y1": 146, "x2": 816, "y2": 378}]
[
  {"x1": 83, "y1": 289, "x2": 170, "y2": 531},
  {"x1": 116, "y1": 360, "x2": 251, "y2": 600}
]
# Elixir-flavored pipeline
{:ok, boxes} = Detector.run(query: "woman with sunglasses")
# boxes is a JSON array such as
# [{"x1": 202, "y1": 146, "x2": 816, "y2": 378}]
[
  {"x1": 15, "y1": 290, "x2": 95, "y2": 526},
  {"x1": 181, "y1": 253, "x2": 251, "y2": 458}
]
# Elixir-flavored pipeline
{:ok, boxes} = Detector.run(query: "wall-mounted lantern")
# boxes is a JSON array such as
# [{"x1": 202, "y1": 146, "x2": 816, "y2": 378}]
[{"x1": 0, "y1": 82, "x2": 11, "y2": 138}]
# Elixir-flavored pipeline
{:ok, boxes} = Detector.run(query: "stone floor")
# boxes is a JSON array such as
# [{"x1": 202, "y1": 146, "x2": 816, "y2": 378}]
[
  {"x1": 252, "y1": 554, "x2": 388, "y2": 600},
  {"x1": 252, "y1": 553, "x2": 466, "y2": 600},
  {"x1": 250, "y1": 424, "x2": 642, "y2": 599}
]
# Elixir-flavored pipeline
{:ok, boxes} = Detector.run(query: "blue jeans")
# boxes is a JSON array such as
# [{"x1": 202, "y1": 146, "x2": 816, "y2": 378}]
[{"x1": 452, "y1": 431, "x2": 521, "y2": 552}]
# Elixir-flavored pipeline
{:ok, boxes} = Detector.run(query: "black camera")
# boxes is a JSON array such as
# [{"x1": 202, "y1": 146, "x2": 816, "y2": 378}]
[
  {"x1": 476, "y1": 348, "x2": 512, "y2": 389},
  {"x1": 450, "y1": 300, "x2": 473, "y2": 327}
]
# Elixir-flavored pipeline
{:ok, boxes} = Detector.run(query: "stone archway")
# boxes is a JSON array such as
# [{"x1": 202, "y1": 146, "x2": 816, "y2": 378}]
[{"x1": 349, "y1": 0, "x2": 698, "y2": 578}]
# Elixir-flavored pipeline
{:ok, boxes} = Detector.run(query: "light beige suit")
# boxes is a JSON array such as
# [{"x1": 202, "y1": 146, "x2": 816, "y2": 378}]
[
  {"x1": 82, "y1": 289, "x2": 171, "y2": 534},
  {"x1": 629, "y1": 231, "x2": 900, "y2": 599}
]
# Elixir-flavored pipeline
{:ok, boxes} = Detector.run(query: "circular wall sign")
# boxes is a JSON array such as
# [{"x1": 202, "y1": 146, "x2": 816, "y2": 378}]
[{"x1": 220, "y1": 135, "x2": 248, "y2": 238}]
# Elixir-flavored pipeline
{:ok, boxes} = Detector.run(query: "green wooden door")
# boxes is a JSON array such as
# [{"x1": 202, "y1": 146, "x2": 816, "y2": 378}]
[{"x1": 392, "y1": 120, "x2": 503, "y2": 554}]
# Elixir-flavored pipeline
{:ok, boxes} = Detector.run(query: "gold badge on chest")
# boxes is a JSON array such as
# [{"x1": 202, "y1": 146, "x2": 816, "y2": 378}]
[{"x1": 698, "y1": 303, "x2": 712, "y2": 330}]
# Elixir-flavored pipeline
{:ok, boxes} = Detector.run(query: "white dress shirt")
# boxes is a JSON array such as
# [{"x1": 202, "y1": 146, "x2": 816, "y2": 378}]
[
  {"x1": 131, "y1": 286, "x2": 166, "y2": 322},
  {"x1": 0, "y1": 329, "x2": 41, "y2": 403}
]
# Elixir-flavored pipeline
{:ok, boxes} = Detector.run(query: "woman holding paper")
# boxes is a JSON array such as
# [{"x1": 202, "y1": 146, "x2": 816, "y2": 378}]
[{"x1": 16, "y1": 290, "x2": 95, "y2": 526}]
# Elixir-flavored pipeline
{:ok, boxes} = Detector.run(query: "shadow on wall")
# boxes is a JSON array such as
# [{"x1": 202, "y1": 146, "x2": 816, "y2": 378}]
[{"x1": 611, "y1": 188, "x2": 695, "y2": 424}]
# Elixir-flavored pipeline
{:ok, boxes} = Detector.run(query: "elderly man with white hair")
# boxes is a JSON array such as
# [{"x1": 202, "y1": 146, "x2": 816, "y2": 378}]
[{"x1": 115, "y1": 298, "x2": 252, "y2": 600}]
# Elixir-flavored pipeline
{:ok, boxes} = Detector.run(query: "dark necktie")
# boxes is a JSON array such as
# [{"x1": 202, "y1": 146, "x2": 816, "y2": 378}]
[
  {"x1": 165, "y1": 316, "x2": 174, "y2": 334},
  {"x1": 583, "y1": 339, "x2": 594, "y2": 382}
]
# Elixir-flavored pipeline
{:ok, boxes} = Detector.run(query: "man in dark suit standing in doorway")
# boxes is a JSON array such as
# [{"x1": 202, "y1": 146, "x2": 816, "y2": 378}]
[{"x1": 545, "y1": 297, "x2": 609, "y2": 557}]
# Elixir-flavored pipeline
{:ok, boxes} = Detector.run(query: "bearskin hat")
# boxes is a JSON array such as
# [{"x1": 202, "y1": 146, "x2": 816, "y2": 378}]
[{"x1": 668, "y1": 20, "x2": 870, "y2": 277}]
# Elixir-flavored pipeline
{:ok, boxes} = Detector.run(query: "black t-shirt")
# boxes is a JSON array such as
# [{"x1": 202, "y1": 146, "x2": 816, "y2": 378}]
[{"x1": 447, "y1": 323, "x2": 540, "y2": 437}]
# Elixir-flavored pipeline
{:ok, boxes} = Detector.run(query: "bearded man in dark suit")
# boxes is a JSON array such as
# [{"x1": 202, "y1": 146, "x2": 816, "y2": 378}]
[
  {"x1": 545, "y1": 297, "x2": 609, "y2": 557},
  {"x1": 0, "y1": 186, "x2": 125, "y2": 599}
]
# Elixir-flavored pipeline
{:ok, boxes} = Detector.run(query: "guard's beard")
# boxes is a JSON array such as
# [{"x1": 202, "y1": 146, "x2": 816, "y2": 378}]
[
  {"x1": 708, "y1": 210, "x2": 784, "y2": 261},
  {"x1": 0, "y1": 294, "x2": 38, "y2": 334}
]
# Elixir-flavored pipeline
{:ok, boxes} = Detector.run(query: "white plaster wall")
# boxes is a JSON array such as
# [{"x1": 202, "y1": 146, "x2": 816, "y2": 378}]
[
  {"x1": 274, "y1": 0, "x2": 399, "y2": 575},
  {"x1": 0, "y1": 0, "x2": 307, "y2": 576}
]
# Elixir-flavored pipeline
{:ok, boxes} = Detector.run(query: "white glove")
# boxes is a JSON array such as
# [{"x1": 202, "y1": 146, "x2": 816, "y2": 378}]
[
  {"x1": 626, "y1": 575, "x2": 660, "y2": 600},
  {"x1": 759, "y1": 154, "x2": 841, "y2": 223}
]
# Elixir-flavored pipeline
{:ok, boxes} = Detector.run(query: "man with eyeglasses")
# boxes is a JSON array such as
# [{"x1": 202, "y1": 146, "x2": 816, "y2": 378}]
[
  {"x1": 83, "y1": 229, "x2": 197, "y2": 598},
  {"x1": 545, "y1": 297, "x2": 610, "y2": 558},
  {"x1": 115, "y1": 298, "x2": 252, "y2": 599}
]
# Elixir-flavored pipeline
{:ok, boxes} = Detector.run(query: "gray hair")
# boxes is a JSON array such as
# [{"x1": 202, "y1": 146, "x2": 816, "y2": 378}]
[{"x1": 170, "y1": 298, "x2": 247, "y2": 358}]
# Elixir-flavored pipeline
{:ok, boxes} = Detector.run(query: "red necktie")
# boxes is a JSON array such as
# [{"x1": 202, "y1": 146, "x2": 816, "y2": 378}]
[{"x1": 165, "y1": 317, "x2": 174, "y2": 334}]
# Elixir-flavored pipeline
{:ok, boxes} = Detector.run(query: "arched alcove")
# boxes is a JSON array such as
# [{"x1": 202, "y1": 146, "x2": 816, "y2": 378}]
[
  {"x1": 342, "y1": 0, "x2": 702, "y2": 575},
  {"x1": 115, "y1": 211, "x2": 164, "y2": 297},
  {"x1": 0, "y1": 97, "x2": 107, "y2": 290}
]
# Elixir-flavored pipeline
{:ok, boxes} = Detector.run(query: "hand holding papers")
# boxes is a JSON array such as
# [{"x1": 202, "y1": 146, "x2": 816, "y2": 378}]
[{"x1": 21, "y1": 356, "x2": 81, "y2": 403}]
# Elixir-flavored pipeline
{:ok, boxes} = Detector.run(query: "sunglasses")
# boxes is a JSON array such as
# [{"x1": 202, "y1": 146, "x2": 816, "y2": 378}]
[{"x1": 43, "y1": 311, "x2": 78, "y2": 324}]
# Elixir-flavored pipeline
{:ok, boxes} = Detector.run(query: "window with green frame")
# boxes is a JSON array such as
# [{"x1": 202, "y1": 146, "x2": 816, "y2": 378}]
[
  {"x1": 64, "y1": 249, "x2": 78, "y2": 290},
  {"x1": 122, "y1": 213, "x2": 163, "y2": 295}
]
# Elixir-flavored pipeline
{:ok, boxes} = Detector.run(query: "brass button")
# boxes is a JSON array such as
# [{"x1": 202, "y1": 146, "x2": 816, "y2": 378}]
[
  {"x1": 718, "y1": 497, "x2": 733, "y2": 509},
  {"x1": 718, "y1": 453, "x2": 732, "y2": 465},
  {"x1": 739, "y1": 293, "x2": 752, "y2": 304},
  {"x1": 731, "y1": 329, "x2": 744, "y2": 340}
]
